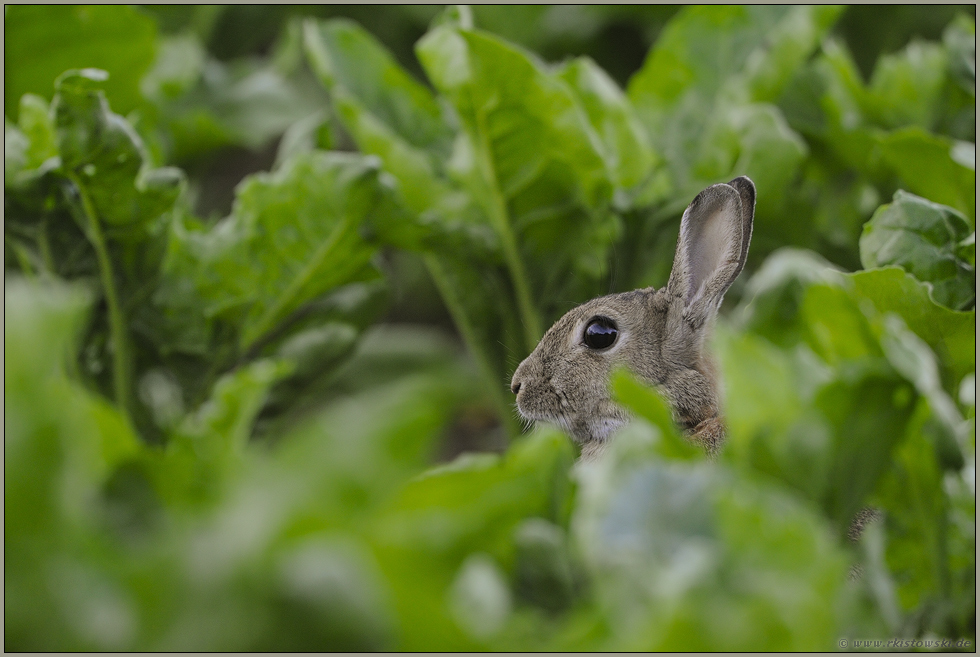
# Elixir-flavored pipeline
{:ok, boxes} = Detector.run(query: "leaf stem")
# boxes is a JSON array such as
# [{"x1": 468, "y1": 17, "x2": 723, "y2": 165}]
[
  {"x1": 472, "y1": 108, "x2": 542, "y2": 352},
  {"x1": 424, "y1": 254, "x2": 520, "y2": 438},
  {"x1": 67, "y1": 173, "x2": 133, "y2": 420}
]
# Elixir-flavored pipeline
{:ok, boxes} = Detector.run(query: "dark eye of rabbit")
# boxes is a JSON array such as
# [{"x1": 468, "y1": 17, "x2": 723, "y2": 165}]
[{"x1": 583, "y1": 316, "x2": 617, "y2": 350}]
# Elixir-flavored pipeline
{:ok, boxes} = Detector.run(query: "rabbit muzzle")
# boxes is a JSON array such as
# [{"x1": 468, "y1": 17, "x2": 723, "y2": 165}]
[{"x1": 511, "y1": 354, "x2": 629, "y2": 444}]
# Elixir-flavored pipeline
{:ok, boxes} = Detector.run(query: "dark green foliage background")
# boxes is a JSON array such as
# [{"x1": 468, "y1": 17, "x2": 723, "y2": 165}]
[{"x1": 4, "y1": 5, "x2": 976, "y2": 651}]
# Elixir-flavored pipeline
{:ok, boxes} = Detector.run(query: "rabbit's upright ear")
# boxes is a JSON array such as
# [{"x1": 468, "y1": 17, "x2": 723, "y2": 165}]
[{"x1": 667, "y1": 176, "x2": 755, "y2": 324}]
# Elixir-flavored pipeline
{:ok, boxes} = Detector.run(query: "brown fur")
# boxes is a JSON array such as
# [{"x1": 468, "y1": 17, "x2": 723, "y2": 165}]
[{"x1": 511, "y1": 177, "x2": 755, "y2": 461}]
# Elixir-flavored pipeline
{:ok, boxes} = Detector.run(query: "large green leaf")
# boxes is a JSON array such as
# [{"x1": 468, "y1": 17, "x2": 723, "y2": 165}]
[
  {"x1": 557, "y1": 57, "x2": 657, "y2": 196},
  {"x1": 417, "y1": 24, "x2": 621, "y2": 328},
  {"x1": 156, "y1": 151, "x2": 402, "y2": 353},
  {"x1": 302, "y1": 19, "x2": 497, "y2": 258},
  {"x1": 722, "y1": 253, "x2": 966, "y2": 531},
  {"x1": 627, "y1": 5, "x2": 842, "y2": 201},
  {"x1": 369, "y1": 429, "x2": 575, "y2": 649},
  {"x1": 860, "y1": 191, "x2": 975, "y2": 310},
  {"x1": 303, "y1": 19, "x2": 450, "y2": 153},
  {"x1": 418, "y1": 26, "x2": 611, "y2": 211},
  {"x1": 572, "y1": 445, "x2": 848, "y2": 650},
  {"x1": 151, "y1": 358, "x2": 292, "y2": 509},
  {"x1": 864, "y1": 40, "x2": 948, "y2": 130},
  {"x1": 4, "y1": 5, "x2": 157, "y2": 121},
  {"x1": 848, "y1": 268, "x2": 975, "y2": 387},
  {"x1": 5, "y1": 279, "x2": 142, "y2": 651}
]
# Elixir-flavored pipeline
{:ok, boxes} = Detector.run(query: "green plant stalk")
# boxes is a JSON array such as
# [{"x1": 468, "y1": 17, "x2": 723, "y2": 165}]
[
  {"x1": 67, "y1": 172, "x2": 133, "y2": 420},
  {"x1": 472, "y1": 107, "x2": 542, "y2": 352},
  {"x1": 424, "y1": 254, "x2": 520, "y2": 438}
]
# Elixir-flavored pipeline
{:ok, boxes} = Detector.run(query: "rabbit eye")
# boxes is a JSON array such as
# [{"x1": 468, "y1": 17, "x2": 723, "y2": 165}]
[{"x1": 583, "y1": 316, "x2": 618, "y2": 350}]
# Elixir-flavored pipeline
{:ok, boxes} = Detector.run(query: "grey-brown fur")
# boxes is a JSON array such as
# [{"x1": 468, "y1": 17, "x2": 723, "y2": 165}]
[{"x1": 511, "y1": 177, "x2": 755, "y2": 461}]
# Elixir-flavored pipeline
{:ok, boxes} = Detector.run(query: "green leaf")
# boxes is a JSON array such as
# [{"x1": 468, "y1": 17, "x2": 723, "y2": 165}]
[
  {"x1": 367, "y1": 429, "x2": 574, "y2": 649},
  {"x1": 873, "y1": 403, "x2": 958, "y2": 632},
  {"x1": 572, "y1": 456, "x2": 848, "y2": 650},
  {"x1": 627, "y1": 6, "x2": 840, "y2": 199},
  {"x1": 418, "y1": 26, "x2": 611, "y2": 211},
  {"x1": 13, "y1": 95, "x2": 59, "y2": 172},
  {"x1": 4, "y1": 94, "x2": 60, "y2": 214},
  {"x1": 303, "y1": 19, "x2": 500, "y2": 260},
  {"x1": 4, "y1": 5, "x2": 157, "y2": 121},
  {"x1": 713, "y1": 324, "x2": 834, "y2": 503},
  {"x1": 303, "y1": 19, "x2": 451, "y2": 153},
  {"x1": 557, "y1": 57, "x2": 657, "y2": 196},
  {"x1": 814, "y1": 369, "x2": 916, "y2": 532},
  {"x1": 151, "y1": 358, "x2": 291, "y2": 508},
  {"x1": 860, "y1": 191, "x2": 975, "y2": 310},
  {"x1": 417, "y1": 24, "x2": 622, "y2": 342},
  {"x1": 378, "y1": 429, "x2": 575, "y2": 562},
  {"x1": 273, "y1": 110, "x2": 334, "y2": 170},
  {"x1": 865, "y1": 40, "x2": 947, "y2": 130},
  {"x1": 725, "y1": 256, "x2": 963, "y2": 534},
  {"x1": 5, "y1": 279, "x2": 141, "y2": 507},
  {"x1": 53, "y1": 69, "x2": 184, "y2": 234},
  {"x1": 629, "y1": 6, "x2": 802, "y2": 112},
  {"x1": 150, "y1": 45, "x2": 329, "y2": 161},
  {"x1": 734, "y1": 247, "x2": 847, "y2": 348},
  {"x1": 5, "y1": 279, "x2": 142, "y2": 651},
  {"x1": 877, "y1": 127, "x2": 976, "y2": 222},
  {"x1": 140, "y1": 34, "x2": 207, "y2": 102},
  {"x1": 156, "y1": 151, "x2": 402, "y2": 353},
  {"x1": 943, "y1": 14, "x2": 976, "y2": 97},
  {"x1": 610, "y1": 369, "x2": 701, "y2": 460},
  {"x1": 176, "y1": 359, "x2": 292, "y2": 461},
  {"x1": 848, "y1": 268, "x2": 975, "y2": 386}
]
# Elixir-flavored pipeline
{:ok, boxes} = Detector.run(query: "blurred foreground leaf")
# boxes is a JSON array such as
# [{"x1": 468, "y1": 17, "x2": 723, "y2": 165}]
[{"x1": 4, "y1": 5, "x2": 157, "y2": 121}]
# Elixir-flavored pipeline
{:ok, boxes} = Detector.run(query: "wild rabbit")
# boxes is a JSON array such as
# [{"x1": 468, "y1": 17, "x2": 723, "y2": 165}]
[{"x1": 510, "y1": 176, "x2": 755, "y2": 462}]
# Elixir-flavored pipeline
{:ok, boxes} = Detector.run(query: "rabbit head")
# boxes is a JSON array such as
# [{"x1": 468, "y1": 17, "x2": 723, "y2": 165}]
[{"x1": 510, "y1": 176, "x2": 755, "y2": 458}]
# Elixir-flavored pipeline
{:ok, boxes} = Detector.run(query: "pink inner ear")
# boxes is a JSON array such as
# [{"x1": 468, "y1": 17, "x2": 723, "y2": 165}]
[{"x1": 684, "y1": 201, "x2": 740, "y2": 305}]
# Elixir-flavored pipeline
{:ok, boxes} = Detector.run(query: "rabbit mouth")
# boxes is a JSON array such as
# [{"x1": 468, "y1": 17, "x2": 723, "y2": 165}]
[{"x1": 516, "y1": 403, "x2": 627, "y2": 445}]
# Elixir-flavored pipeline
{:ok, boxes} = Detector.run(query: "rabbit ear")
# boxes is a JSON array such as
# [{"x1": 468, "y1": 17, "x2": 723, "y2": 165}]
[
  {"x1": 727, "y1": 176, "x2": 756, "y2": 272},
  {"x1": 667, "y1": 177, "x2": 755, "y2": 323}
]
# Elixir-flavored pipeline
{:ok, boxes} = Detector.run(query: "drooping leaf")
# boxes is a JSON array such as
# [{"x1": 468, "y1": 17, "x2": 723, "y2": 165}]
[
  {"x1": 557, "y1": 57, "x2": 657, "y2": 197},
  {"x1": 303, "y1": 19, "x2": 451, "y2": 153}
]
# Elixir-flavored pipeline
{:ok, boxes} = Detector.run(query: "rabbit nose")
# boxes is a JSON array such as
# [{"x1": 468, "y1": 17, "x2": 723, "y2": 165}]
[{"x1": 511, "y1": 381, "x2": 521, "y2": 395}]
